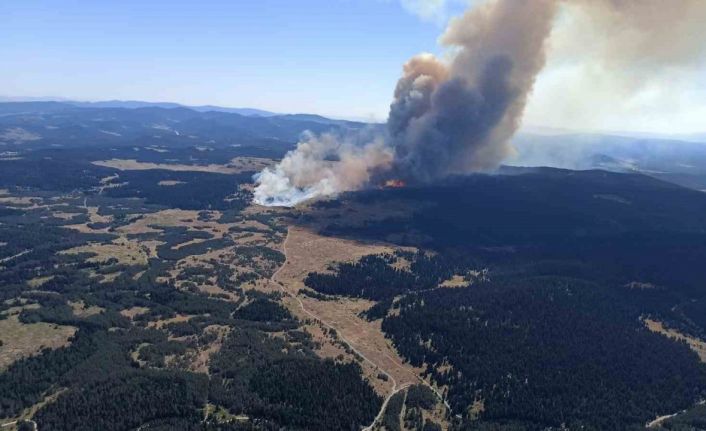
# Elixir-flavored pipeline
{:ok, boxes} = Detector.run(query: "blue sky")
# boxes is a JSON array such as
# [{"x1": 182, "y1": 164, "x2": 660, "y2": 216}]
[
  {"x1": 1, "y1": 0, "x2": 465, "y2": 121},
  {"x1": 2, "y1": 0, "x2": 706, "y2": 133}
]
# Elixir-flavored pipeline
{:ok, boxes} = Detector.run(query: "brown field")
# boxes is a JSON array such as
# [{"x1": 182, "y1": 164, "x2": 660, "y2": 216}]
[
  {"x1": 27, "y1": 275, "x2": 55, "y2": 288},
  {"x1": 197, "y1": 283, "x2": 240, "y2": 302},
  {"x1": 440, "y1": 274, "x2": 467, "y2": 288},
  {"x1": 0, "y1": 306, "x2": 76, "y2": 371},
  {"x1": 272, "y1": 226, "x2": 426, "y2": 396},
  {"x1": 96, "y1": 272, "x2": 120, "y2": 284},
  {"x1": 120, "y1": 306, "x2": 150, "y2": 319},
  {"x1": 0, "y1": 196, "x2": 41, "y2": 207},
  {"x1": 644, "y1": 318, "x2": 706, "y2": 362},
  {"x1": 116, "y1": 209, "x2": 232, "y2": 238},
  {"x1": 189, "y1": 325, "x2": 230, "y2": 374},
  {"x1": 147, "y1": 314, "x2": 194, "y2": 329},
  {"x1": 275, "y1": 226, "x2": 394, "y2": 286},
  {"x1": 92, "y1": 159, "x2": 238, "y2": 174},
  {"x1": 61, "y1": 237, "x2": 150, "y2": 266},
  {"x1": 92, "y1": 156, "x2": 274, "y2": 175},
  {"x1": 68, "y1": 301, "x2": 104, "y2": 318},
  {"x1": 64, "y1": 206, "x2": 112, "y2": 233}
]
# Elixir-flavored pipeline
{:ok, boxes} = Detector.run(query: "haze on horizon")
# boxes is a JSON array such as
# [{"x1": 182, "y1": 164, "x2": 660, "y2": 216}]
[{"x1": 3, "y1": 0, "x2": 706, "y2": 135}]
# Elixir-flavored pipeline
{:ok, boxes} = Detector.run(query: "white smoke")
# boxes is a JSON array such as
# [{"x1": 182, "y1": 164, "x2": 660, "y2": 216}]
[
  {"x1": 253, "y1": 132, "x2": 392, "y2": 206},
  {"x1": 253, "y1": 0, "x2": 706, "y2": 207}
]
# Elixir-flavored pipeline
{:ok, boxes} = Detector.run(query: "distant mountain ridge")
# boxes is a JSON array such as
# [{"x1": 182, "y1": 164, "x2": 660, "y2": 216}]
[
  {"x1": 67, "y1": 100, "x2": 278, "y2": 117},
  {"x1": 0, "y1": 101, "x2": 370, "y2": 152},
  {"x1": 0, "y1": 97, "x2": 278, "y2": 117}
]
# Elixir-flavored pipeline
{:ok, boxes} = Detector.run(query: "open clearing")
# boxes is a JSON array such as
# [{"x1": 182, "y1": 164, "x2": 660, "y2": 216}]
[
  {"x1": 116, "y1": 209, "x2": 232, "y2": 237},
  {"x1": 0, "y1": 307, "x2": 76, "y2": 371},
  {"x1": 644, "y1": 318, "x2": 706, "y2": 362},
  {"x1": 120, "y1": 306, "x2": 150, "y2": 319},
  {"x1": 61, "y1": 237, "x2": 150, "y2": 266},
  {"x1": 68, "y1": 301, "x2": 104, "y2": 318},
  {"x1": 27, "y1": 276, "x2": 55, "y2": 289},
  {"x1": 92, "y1": 156, "x2": 274, "y2": 174},
  {"x1": 272, "y1": 226, "x2": 426, "y2": 393}
]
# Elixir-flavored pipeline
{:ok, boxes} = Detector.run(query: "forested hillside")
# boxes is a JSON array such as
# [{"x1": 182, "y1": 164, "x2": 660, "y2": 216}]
[
  {"x1": 0, "y1": 141, "x2": 381, "y2": 430},
  {"x1": 303, "y1": 169, "x2": 706, "y2": 429}
]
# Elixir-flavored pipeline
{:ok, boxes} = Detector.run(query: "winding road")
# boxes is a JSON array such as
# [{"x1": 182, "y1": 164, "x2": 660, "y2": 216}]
[{"x1": 0, "y1": 419, "x2": 37, "y2": 431}]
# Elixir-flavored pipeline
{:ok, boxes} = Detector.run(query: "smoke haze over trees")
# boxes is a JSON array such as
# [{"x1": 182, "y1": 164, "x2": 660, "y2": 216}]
[{"x1": 254, "y1": 0, "x2": 706, "y2": 207}]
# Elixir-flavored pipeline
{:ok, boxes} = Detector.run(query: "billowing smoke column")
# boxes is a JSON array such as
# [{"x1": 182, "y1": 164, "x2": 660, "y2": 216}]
[
  {"x1": 388, "y1": 0, "x2": 557, "y2": 182},
  {"x1": 254, "y1": 0, "x2": 556, "y2": 206},
  {"x1": 253, "y1": 0, "x2": 706, "y2": 207}
]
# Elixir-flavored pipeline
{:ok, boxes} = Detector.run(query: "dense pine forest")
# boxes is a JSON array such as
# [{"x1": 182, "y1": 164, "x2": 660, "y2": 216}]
[
  {"x1": 3, "y1": 110, "x2": 706, "y2": 430},
  {"x1": 302, "y1": 170, "x2": 706, "y2": 429},
  {"x1": 0, "y1": 142, "x2": 381, "y2": 430}
]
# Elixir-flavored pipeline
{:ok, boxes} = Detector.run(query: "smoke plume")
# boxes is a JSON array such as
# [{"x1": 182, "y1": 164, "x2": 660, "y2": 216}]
[
  {"x1": 389, "y1": 0, "x2": 558, "y2": 182},
  {"x1": 254, "y1": 0, "x2": 706, "y2": 207},
  {"x1": 253, "y1": 132, "x2": 393, "y2": 206},
  {"x1": 524, "y1": 0, "x2": 706, "y2": 133},
  {"x1": 569, "y1": 0, "x2": 706, "y2": 69}
]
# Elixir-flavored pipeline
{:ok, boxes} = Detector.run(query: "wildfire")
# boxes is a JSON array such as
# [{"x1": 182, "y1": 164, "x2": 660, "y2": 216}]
[{"x1": 384, "y1": 179, "x2": 406, "y2": 188}]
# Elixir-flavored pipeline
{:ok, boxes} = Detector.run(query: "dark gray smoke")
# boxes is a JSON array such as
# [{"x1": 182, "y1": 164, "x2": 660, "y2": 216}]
[
  {"x1": 254, "y1": 0, "x2": 706, "y2": 206},
  {"x1": 388, "y1": 0, "x2": 558, "y2": 182}
]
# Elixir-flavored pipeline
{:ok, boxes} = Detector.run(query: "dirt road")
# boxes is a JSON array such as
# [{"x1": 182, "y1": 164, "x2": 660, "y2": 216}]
[{"x1": 270, "y1": 226, "x2": 451, "y2": 429}]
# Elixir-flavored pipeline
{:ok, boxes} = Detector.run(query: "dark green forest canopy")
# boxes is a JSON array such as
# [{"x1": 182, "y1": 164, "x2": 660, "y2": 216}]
[
  {"x1": 0, "y1": 167, "x2": 379, "y2": 430},
  {"x1": 4, "y1": 138, "x2": 706, "y2": 431},
  {"x1": 383, "y1": 279, "x2": 706, "y2": 429},
  {"x1": 302, "y1": 169, "x2": 706, "y2": 429}
]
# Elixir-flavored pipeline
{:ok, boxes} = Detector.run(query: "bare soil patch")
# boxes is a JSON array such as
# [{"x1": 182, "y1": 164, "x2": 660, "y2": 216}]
[
  {"x1": 61, "y1": 237, "x2": 150, "y2": 266},
  {"x1": 440, "y1": 275, "x2": 467, "y2": 288},
  {"x1": 117, "y1": 209, "x2": 233, "y2": 238},
  {"x1": 644, "y1": 318, "x2": 706, "y2": 362},
  {"x1": 275, "y1": 226, "x2": 394, "y2": 288},
  {"x1": 68, "y1": 300, "x2": 104, "y2": 318},
  {"x1": 273, "y1": 226, "x2": 425, "y2": 395},
  {"x1": 0, "y1": 306, "x2": 76, "y2": 371},
  {"x1": 92, "y1": 157, "x2": 274, "y2": 175},
  {"x1": 147, "y1": 314, "x2": 194, "y2": 329},
  {"x1": 27, "y1": 276, "x2": 55, "y2": 289},
  {"x1": 120, "y1": 306, "x2": 150, "y2": 319}
]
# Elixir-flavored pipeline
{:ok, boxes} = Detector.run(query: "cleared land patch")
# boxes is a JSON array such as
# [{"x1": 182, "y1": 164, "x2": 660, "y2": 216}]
[
  {"x1": 61, "y1": 237, "x2": 150, "y2": 266},
  {"x1": 120, "y1": 306, "x2": 150, "y2": 319},
  {"x1": 92, "y1": 156, "x2": 274, "y2": 175},
  {"x1": 644, "y1": 318, "x2": 706, "y2": 362},
  {"x1": 440, "y1": 275, "x2": 467, "y2": 288},
  {"x1": 0, "y1": 306, "x2": 76, "y2": 371},
  {"x1": 273, "y1": 226, "x2": 425, "y2": 395},
  {"x1": 27, "y1": 276, "x2": 55, "y2": 289},
  {"x1": 68, "y1": 301, "x2": 104, "y2": 318},
  {"x1": 117, "y1": 209, "x2": 231, "y2": 238}
]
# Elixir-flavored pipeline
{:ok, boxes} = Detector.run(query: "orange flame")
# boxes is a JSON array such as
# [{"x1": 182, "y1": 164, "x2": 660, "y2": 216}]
[{"x1": 384, "y1": 179, "x2": 406, "y2": 188}]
